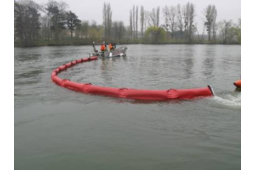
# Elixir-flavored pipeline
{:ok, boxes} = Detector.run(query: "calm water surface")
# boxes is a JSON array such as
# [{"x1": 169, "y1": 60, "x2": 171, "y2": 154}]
[{"x1": 15, "y1": 45, "x2": 241, "y2": 170}]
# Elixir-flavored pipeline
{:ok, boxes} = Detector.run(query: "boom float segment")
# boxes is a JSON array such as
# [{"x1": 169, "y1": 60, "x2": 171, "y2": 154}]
[
  {"x1": 233, "y1": 79, "x2": 241, "y2": 88},
  {"x1": 51, "y1": 57, "x2": 214, "y2": 101}
]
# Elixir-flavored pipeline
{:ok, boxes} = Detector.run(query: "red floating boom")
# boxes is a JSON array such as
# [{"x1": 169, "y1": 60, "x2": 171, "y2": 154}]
[
  {"x1": 51, "y1": 57, "x2": 214, "y2": 101},
  {"x1": 233, "y1": 79, "x2": 241, "y2": 88}
]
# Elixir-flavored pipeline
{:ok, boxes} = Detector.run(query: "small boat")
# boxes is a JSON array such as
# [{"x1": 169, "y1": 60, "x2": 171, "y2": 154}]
[
  {"x1": 234, "y1": 79, "x2": 241, "y2": 88},
  {"x1": 89, "y1": 46, "x2": 127, "y2": 58}
]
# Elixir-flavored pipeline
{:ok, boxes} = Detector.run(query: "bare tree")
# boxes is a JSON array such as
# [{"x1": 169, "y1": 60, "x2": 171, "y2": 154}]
[
  {"x1": 188, "y1": 3, "x2": 195, "y2": 43},
  {"x1": 204, "y1": 5, "x2": 217, "y2": 41},
  {"x1": 162, "y1": 5, "x2": 177, "y2": 38},
  {"x1": 102, "y1": 2, "x2": 112, "y2": 39},
  {"x1": 112, "y1": 21, "x2": 126, "y2": 42},
  {"x1": 176, "y1": 4, "x2": 184, "y2": 38},
  {"x1": 103, "y1": 2, "x2": 107, "y2": 38},
  {"x1": 144, "y1": 10, "x2": 150, "y2": 31},
  {"x1": 133, "y1": 5, "x2": 135, "y2": 39},
  {"x1": 58, "y1": 1, "x2": 68, "y2": 13},
  {"x1": 156, "y1": 7, "x2": 160, "y2": 28},
  {"x1": 129, "y1": 10, "x2": 133, "y2": 39},
  {"x1": 218, "y1": 20, "x2": 236, "y2": 44},
  {"x1": 80, "y1": 21, "x2": 89, "y2": 39},
  {"x1": 117, "y1": 21, "x2": 126, "y2": 42},
  {"x1": 135, "y1": 6, "x2": 139, "y2": 38},
  {"x1": 162, "y1": 6, "x2": 169, "y2": 31},
  {"x1": 140, "y1": 6, "x2": 145, "y2": 37},
  {"x1": 107, "y1": 3, "x2": 112, "y2": 39},
  {"x1": 40, "y1": 15, "x2": 51, "y2": 40},
  {"x1": 112, "y1": 21, "x2": 119, "y2": 40},
  {"x1": 182, "y1": 4, "x2": 189, "y2": 40},
  {"x1": 181, "y1": 2, "x2": 195, "y2": 42},
  {"x1": 212, "y1": 7, "x2": 217, "y2": 42},
  {"x1": 149, "y1": 7, "x2": 160, "y2": 27}
]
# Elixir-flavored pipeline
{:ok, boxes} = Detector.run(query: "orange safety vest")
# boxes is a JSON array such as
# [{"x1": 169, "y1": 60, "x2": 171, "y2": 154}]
[
  {"x1": 109, "y1": 43, "x2": 113, "y2": 50},
  {"x1": 100, "y1": 45, "x2": 105, "y2": 51}
]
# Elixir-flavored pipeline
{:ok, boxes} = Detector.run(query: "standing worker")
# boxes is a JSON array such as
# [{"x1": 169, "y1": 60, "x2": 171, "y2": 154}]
[
  {"x1": 109, "y1": 43, "x2": 113, "y2": 51},
  {"x1": 100, "y1": 42, "x2": 107, "y2": 52},
  {"x1": 109, "y1": 43, "x2": 116, "y2": 51},
  {"x1": 100, "y1": 41, "x2": 108, "y2": 57}
]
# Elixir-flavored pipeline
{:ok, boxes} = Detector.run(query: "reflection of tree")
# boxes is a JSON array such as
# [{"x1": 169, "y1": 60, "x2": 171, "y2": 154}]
[
  {"x1": 18, "y1": 70, "x2": 43, "y2": 79},
  {"x1": 17, "y1": 54, "x2": 41, "y2": 62},
  {"x1": 100, "y1": 57, "x2": 127, "y2": 85},
  {"x1": 183, "y1": 57, "x2": 194, "y2": 79},
  {"x1": 101, "y1": 58, "x2": 112, "y2": 71},
  {"x1": 100, "y1": 58, "x2": 113, "y2": 84},
  {"x1": 180, "y1": 47, "x2": 194, "y2": 80},
  {"x1": 203, "y1": 47, "x2": 215, "y2": 78}
]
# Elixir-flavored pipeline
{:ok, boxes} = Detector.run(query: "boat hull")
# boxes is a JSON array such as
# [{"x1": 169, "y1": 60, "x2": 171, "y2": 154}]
[{"x1": 90, "y1": 46, "x2": 127, "y2": 58}]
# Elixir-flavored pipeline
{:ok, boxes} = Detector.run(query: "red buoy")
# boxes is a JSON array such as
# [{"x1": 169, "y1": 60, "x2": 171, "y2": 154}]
[{"x1": 234, "y1": 79, "x2": 241, "y2": 88}]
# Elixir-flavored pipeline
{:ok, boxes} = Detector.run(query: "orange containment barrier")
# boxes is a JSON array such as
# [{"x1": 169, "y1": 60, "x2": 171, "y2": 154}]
[
  {"x1": 233, "y1": 79, "x2": 241, "y2": 88},
  {"x1": 51, "y1": 57, "x2": 214, "y2": 101}
]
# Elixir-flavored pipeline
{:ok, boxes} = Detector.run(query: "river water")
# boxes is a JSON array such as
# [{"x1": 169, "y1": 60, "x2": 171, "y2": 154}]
[{"x1": 15, "y1": 45, "x2": 241, "y2": 170}]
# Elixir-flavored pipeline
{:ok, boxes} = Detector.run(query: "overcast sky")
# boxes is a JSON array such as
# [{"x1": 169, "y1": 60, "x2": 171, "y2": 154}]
[{"x1": 34, "y1": 0, "x2": 241, "y2": 33}]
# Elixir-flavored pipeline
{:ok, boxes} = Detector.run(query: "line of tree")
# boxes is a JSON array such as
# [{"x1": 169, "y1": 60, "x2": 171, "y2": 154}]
[
  {"x1": 129, "y1": 5, "x2": 139, "y2": 39},
  {"x1": 15, "y1": 0, "x2": 81, "y2": 46},
  {"x1": 14, "y1": 0, "x2": 241, "y2": 47},
  {"x1": 14, "y1": 0, "x2": 41, "y2": 45},
  {"x1": 102, "y1": 2, "x2": 112, "y2": 40}
]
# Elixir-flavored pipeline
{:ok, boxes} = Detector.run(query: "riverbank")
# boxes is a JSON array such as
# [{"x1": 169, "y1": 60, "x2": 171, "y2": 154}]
[{"x1": 14, "y1": 39, "x2": 241, "y2": 47}]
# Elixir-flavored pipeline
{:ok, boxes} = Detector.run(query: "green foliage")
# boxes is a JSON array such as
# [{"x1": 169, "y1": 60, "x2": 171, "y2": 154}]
[
  {"x1": 236, "y1": 29, "x2": 241, "y2": 44},
  {"x1": 218, "y1": 20, "x2": 241, "y2": 44},
  {"x1": 144, "y1": 26, "x2": 166, "y2": 43},
  {"x1": 234, "y1": 19, "x2": 241, "y2": 44}
]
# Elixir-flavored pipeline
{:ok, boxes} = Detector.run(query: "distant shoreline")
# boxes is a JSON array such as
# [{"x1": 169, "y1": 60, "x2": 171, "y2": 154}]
[{"x1": 14, "y1": 40, "x2": 241, "y2": 48}]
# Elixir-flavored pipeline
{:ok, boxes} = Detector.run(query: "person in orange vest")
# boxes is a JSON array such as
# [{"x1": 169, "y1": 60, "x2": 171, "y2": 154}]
[
  {"x1": 109, "y1": 43, "x2": 113, "y2": 51},
  {"x1": 100, "y1": 42, "x2": 107, "y2": 52},
  {"x1": 109, "y1": 43, "x2": 116, "y2": 51}
]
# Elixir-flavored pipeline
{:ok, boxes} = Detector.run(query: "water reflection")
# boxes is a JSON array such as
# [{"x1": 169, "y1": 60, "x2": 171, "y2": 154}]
[
  {"x1": 100, "y1": 57, "x2": 128, "y2": 85},
  {"x1": 183, "y1": 47, "x2": 194, "y2": 79},
  {"x1": 203, "y1": 46, "x2": 215, "y2": 79},
  {"x1": 16, "y1": 53, "x2": 41, "y2": 62},
  {"x1": 16, "y1": 69, "x2": 43, "y2": 79}
]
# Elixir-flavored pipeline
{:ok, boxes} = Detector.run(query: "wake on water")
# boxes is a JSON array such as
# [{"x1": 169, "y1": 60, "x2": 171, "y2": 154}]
[{"x1": 210, "y1": 91, "x2": 241, "y2": 110}]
